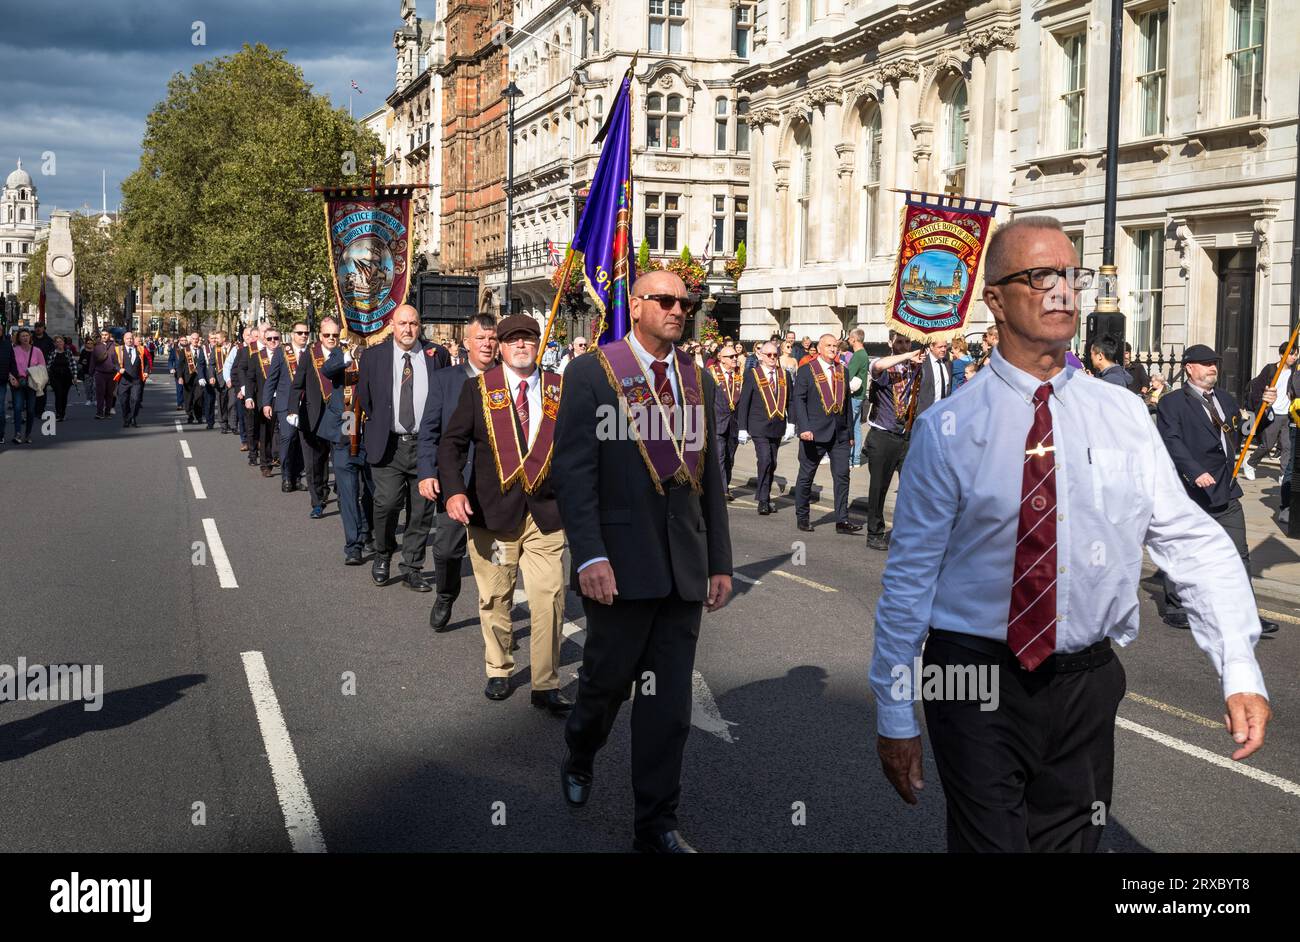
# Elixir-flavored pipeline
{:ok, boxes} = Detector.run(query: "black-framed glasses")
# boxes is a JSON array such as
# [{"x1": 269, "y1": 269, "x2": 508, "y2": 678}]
[
  {"x1": 264, "y1": 335, "x2": 281, "y2": 342},
  {"x1": 991, "y1": 267, "x2": 1095, "y2": 290},
  {"x1": 636, "y1": 294, "x2": 699, "y2": 316}
]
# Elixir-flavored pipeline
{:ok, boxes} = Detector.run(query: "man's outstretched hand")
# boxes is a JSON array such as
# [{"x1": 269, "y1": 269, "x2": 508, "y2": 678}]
[
  {"x1": 1225, "y1": 692, "x2": 1271, "y2": 761},
  {"x1": 877, "y1": 735, "x2": 925, "y2": 805}
]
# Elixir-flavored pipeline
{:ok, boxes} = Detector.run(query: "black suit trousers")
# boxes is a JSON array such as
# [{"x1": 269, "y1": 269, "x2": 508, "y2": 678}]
[
  {"x1": 864, "y1": 426, "x2": 908, "y2": 535},
  {"x1": 794, "y1": 437, "x2": 850, "y2": 523},
  {"x1": 715, "y1": 425, "x2": 739, "y2": 488},
  {"x1": 371, "y1": 435, "x2": 436, "y2": 575},
  {"x1": 248, "y1": 405, "x2": 274, "y2": 469},
  {"x1": 753, "y1": 436, "x2": 782, "y2": 504},
  {"x1": 565, "y1": 591, "x2": 702, "y2": 836},
  {"x1": 116, "y1": 381, "x2": 143, "y2": 426},
  {"x1": 922, "y1": 633, "x2": 1126, "y2": 852},
  {"x1": 298, "y1": 427, "x2": 330, "y2": 506},
  {"x1": 429, "y1": 508, "x2": 468, "y2": 603}
]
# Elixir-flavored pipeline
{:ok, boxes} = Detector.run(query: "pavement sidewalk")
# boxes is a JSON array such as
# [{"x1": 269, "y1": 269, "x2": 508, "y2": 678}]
[{"x1": 726, "y1": 435, "x2": 1300, "y2": 608}]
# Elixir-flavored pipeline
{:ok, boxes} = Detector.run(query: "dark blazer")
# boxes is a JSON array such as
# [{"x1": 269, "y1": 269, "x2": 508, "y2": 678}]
[
  {"x1": 914, "y1": 354, "x2": 952, "y2": 419},
  {"x1": 0, "y1": 337, "x2": 15, "y2": 383},
  {"x1": 292, "y1": 345, "x2": 337, "y2": 436},
  {"x1": 241, "y1": 344, "x2": 273, "y2": 408},
  {"x1": 552, "y1": 352, "x2": 732, "y2": 601},
  {"x1": 315, "y1": 348, "x2": 359, "y2": 445},
  {"x1": 417, "y1": 361, "x2": 478, "y2": 484},
  {"x1": 263, "y1": 346, "x2": 305, "y2": 414},
  {"x1": 1156, "y1": 383, "x2": 1245, "y2": 511},
  {"x1": 792, "y1": 359, "x2": 850, "y2": 444},
  {"x1": 437, "y1": 372, "x2": 562, "y2": 533},
  {"x1": 737, "y1": 365, "x2": 791, "y2": 439},
  {"x1": 712, "y1": 368, "x2": 741, "y2": 437},
  {"x1": 357, "y1": 338, "x2": 450, "y2": 465},
  {"x1": 118, "y1": 345, "x2": 147, "y2": 385},
  {"x1": 174, "y1": 344, "x2": 202, "y2": 386}
]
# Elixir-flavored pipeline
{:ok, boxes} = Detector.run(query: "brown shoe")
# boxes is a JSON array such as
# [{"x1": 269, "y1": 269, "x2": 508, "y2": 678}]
[
  {"x1": 239, "y1": 443, "x2": 249, "y2": 452},
  {"x1": 261, "y1": 467, "x2": 275, "y2": 478}
]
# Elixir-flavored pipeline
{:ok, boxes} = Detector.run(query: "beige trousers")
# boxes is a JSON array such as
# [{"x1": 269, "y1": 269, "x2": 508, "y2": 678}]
[{"x1": 466, "y1": 514, "x2": 565, "y2": 690}]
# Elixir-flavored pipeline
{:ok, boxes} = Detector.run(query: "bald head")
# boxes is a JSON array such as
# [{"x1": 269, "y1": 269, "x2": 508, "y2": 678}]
[
  {"x1": 629, "y1": 270, "x2": 691, "y2": 353},
  {"x1": 392, "y1": 304, "x2": 421, "y2": 350}
]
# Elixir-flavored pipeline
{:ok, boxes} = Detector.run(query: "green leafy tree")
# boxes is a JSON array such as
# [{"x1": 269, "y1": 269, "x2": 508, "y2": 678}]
[
  {"x1": 637, "y1": 238, "x2": 651, "y2": 272},
  {"x1": 118, "y1": 43, "x2": 383, "y2": 332},
  {"x1": 19, "y1": 214, "x2": 133, "y2": 332}
]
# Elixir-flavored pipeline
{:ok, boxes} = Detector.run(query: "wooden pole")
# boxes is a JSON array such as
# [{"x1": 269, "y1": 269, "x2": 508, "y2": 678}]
[
  {"x1": 1232, "y1": 318, "x2": 1300, "y2": 479},
  {"x1": 537, "y1": 247, "x2": 579, "y2": 365}
]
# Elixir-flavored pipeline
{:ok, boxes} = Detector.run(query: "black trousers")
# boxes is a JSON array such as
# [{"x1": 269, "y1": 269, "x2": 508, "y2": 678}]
[
  {"x1": 794, "y1": 435, "x2": 851, "y2": 523},
  {"x1": 565, "y1": 591, "x2": 702, "y2": 836},
  {"x1": 216, "y1": 382, "x2": 231, "y2": 430},
  {"x1": 277, "y1": 411, "x2": 304, "y2": 483},
  {"x1": 247, "y1": 406, "x2": 274, "y2": 469},
  {"x1": 51, "y1": 377, "x2": 72, "y2": 420},
  {"x1": 1164, "y1": 497, "x2": 1249, "y2": 614},
  {"x1": 182, "y1": 379, "x2": 202, "y2": 423},
  {"x1": 429, "y1": 507, "x2": 467, "y2": 603},
  {"x1": 753, "y1": 435, "x2": 782, "y2": 505},
  {"x1": 371, "y1": 434, "x2": 436, "y2": 575},
  {"x1": 201, "y1": 384, "x2": 216, "y2": 427},
  {"x1": 715, "y1": 425, "x2": 739, "y2": 488},
  {"x1": 298, "y1": 427, "x2": 330, "y2": 506},
  {"x1": 116, "y1": 380, "x2": 143, "y2": 426},
  {"x1": 922, "y1": 632, "x2": 1126, "y2": 852},
  {"x1": 864, "y1": 426, "x2": 909, "y2": 535}
]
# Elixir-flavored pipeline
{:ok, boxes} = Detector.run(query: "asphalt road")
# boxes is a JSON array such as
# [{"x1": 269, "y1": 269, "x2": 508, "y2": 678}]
[{"x1": 1, "y1": 377, "x2": 1297, "y2": 853}]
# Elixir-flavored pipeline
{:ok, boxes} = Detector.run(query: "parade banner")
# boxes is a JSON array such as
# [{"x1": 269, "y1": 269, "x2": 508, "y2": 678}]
[
  {"x1": 321, "y1": 185, "x2": 416, "y2": 347},
  {"x1": 885, "y1": 191, "x2": 1000, "y2": 344}
]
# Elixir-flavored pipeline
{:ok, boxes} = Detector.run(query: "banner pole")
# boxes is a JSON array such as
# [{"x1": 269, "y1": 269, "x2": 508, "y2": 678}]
[
  {"x1": 538, "y1": 247, "x2": 579, "y2": 365},
  {"x1": 1231, "y1": 317, "x2": 1300, "y2": 480}
]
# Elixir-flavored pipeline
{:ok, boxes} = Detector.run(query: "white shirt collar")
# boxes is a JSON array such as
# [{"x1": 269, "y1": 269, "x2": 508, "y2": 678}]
[
  {"x1": 987, "y1": 347, "x2": 1071, "y2": 403},
  {"x1": 626, "y1": 329, "x2": 673, "y2": 371},
  {"x1": 503, "y1": 362, "x2": 539, "y2": 389}
]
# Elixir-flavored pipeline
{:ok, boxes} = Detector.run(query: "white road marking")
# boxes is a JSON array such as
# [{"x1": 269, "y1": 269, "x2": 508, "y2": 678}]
[
  {"x1": 240, "y1": 651, "x2": 327, "y2": 853},
  {"x1": 175, "y1": 422, "x2": 183, "y2": 433},
  {"x1": 771, "y1": 569, "x2": 837, "y2": 593},
  {"x1": 1116, "y1": 717, "x2": 1300, "y2": 799},
  {"x1": 1125, "y1": 692, "x2": 1220, "y2": 729},
  {"x1": 516, "y1": 590, "x2": 736, "y2": 741},
  {"x1": 202, "y1": 518, "x2": 239, "y2": 588},
  {"x1": 732, "y1": 573, "x2": 762, "y2": 585},
  {"x1": 187, "y1": 466, "x2": 207, "y2": 499},
  {"x1": 1259, "y1": 608, "x2": 1300, "y2": 626},
  {"x1": 179, "y1": 439, "x2": 192, "y2": 459}
]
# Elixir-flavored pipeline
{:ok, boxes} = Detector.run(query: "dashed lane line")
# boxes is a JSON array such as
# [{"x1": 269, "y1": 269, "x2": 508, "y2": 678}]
[
  {"x1": 179, "y1": 439, "x2": 192, "y2": 459},
  {"x1": 771, "y1": 569, "x2": 837, "y2": 593},
  {"x1": 1124, "y1": 692, "x2": 1220, "y2": 730},
  {"x1": 732, "y1": 573, "x2": 763, "y2": 585},
  {"x1": 201, "y1": 518, "x2": 239, "y2": 588},
  {"x1": 187, "y1": 466, "x2": 207, "y2": 499},
  {"x1": 174, "y1": 421, "x2": 183, "y2": 433},
  {"x1": 1259, "y1": 608, "x2": 1300, "y2": 626},
  {"x1": 1116, "y1": 717, "x2": 1300, "y2": 799},
  {"x1": 240, "y1": 651, "x2": 327, "y2": 853}
]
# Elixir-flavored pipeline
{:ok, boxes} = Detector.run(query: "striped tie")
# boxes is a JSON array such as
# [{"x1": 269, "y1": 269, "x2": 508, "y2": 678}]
[{"x1": 1007, "y1": 383, "x2": 1058, "y2": 670}]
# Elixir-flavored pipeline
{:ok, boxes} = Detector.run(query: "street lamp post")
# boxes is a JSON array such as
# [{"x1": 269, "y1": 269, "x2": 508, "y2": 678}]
[
  {"x1": 1094, "y1": 0, "x2": 1125, "y2": 329},
  {"x1": 503, "y1": 77, "x2": 524, "y2": 317}
]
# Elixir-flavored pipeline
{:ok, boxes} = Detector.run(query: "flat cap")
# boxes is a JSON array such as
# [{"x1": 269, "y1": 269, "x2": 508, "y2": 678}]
[
  {"x1": 496, "y1": 314, "x2": 541, "y2": 341},
  {"x1": 1182, "y1": 344, "x2": 1221, "y2": 364}
]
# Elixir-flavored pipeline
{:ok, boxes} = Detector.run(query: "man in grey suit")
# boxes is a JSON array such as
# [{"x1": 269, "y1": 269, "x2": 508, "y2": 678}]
[
  {"x1": 418, "y1": 314, "x2": 499, "y2": 630},
  {"x1": 914, "y1": 338, "x2": 953, "y2": 419}
]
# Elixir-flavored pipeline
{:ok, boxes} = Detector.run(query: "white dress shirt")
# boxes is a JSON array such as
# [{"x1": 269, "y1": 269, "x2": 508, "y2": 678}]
[
  {"x1": 869, "y1": 348, "x2": 1267, "y2": 739},
  {"x1": 391, "y1": 341, "x2": 429, "y2": 434},
  {"x1": 928, "y1": 353, "x2": 949, "y2": 402},
  {"x1": 503, "y1": 362, "x2": 542, "y2": 450}
]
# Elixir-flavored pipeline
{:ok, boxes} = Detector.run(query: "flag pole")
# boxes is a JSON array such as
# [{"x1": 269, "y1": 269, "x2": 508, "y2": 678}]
[
  {"x1": 537, "y1": 246, "x2": 579, "y2": 364},
  {"x1": 1232, "y1": 317, "x2": 1300, "y2": 479}
]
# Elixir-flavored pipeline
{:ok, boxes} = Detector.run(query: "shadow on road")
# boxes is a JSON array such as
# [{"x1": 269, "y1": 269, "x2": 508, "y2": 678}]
[{"x1": 0, "y1": 674, "x2": 206, "y2": 762}]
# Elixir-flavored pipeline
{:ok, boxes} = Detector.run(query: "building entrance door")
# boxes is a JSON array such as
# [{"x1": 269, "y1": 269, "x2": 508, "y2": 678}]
[{"x1": 1215, "y1": 249, "x2": 1255, "y2": 408}]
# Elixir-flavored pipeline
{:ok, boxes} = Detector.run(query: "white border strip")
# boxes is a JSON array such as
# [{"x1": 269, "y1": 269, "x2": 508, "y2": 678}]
[
  {"x1": 201, "y1": 518, "x2": 238, "y2": 588},
  {"x1": 187, "y1": 466, "x2": 206, "y2": 499},
  {"x1": 240, "y1": 651, "x2": 327, "y2": 852},
  {"x1": 1116, "y1": 717, "x2": 1300, "y2": 798},
  {"x1": 180, "y1": 440, "x2": 192, "y2": 459}
]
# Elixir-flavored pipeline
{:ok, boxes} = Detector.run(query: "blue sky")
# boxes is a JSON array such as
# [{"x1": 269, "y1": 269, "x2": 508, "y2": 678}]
[{"x1": 0, "y1": 0, "x2": 423, "y2": 216}]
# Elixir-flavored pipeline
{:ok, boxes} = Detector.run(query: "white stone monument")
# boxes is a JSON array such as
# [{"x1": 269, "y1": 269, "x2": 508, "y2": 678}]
[{"x1": 45, "y1": 210, "x2": 76, "y2": 336}]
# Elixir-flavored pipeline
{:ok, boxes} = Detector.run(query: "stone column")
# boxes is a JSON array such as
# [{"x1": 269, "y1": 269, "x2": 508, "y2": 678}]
[
  {"x1": 966, "y1": 52, "x2": 987, "y2": 199},
  {"x1": 772, "y1": 159, "x2": 791, "y2": 270},
  {"x1": 45, "y1": 211, "x2": 76, "y2": 336},
  {"x1": 817, "y1": 96, "x2": 844, "y2": 264},
  {"x1": 984, "y1": 45, "x2": 1015, "y2": 203}
]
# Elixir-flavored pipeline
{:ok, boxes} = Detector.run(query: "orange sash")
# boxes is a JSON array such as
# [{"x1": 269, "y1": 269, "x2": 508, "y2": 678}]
[
  {"x1": 811, "y1": 359, "x2": 845, "y2": 414},
  {"x1": 753, "y1": 366, "x2": 787, "y2": 420}
]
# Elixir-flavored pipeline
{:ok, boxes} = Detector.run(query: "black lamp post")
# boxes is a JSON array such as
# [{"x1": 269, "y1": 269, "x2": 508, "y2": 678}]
[
  {"x1": 1093, "y1": 0, "x2": 1125, "y2": 334},
  {"x1": 503, "y1": 77, "x2": 525, "y2": 317}
]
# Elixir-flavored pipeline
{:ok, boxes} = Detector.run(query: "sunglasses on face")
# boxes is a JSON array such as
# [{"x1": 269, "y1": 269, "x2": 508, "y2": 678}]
[
  {"x1": 264, "y1": 335, "x2": 281, "y2": 342},
  {"x1": 636, "y1": 294, "x2": 699, "y2": 316},
  {"x1": 292, "y1": 330, "x2": 308, "y2": 336},
  {"x1": 320, "y1": 333, "x2": 340, "y2": 339}
]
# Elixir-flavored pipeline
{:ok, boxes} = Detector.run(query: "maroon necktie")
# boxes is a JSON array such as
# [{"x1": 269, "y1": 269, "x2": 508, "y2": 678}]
[
  {"x1": 515, "y1": 379, "x2": 530, "y2": 444},
  {"x1": 651, "y1": 360, "x2": 675, "y2": 436},
  {"x1": 1007, "y1": 383, "x2": 1057, "y2": 670}
]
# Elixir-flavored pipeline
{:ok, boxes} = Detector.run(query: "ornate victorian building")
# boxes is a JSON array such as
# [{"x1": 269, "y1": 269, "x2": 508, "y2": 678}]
[{"x1": 1, "y1": 161, "x2": 47, "y2": 319}]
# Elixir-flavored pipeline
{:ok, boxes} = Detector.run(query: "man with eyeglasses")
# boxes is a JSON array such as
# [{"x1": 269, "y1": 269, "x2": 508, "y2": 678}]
[
  {"x1": 212, "y1": 331, "x2": 233, "y2": 433},
  {"x1": 242, "y1": 326, "x2": 279, "y2": 477},
  {"x1": 357, "y1": 304, "x2": 451, "y2": 590},
  {"x1": 554, "y1": 270, "x2": 733, "y2": 853},
  {"x1": 871, "y1": 216, "x2": 1270, "y2": 853},
  {"x1": 266, "y1": 322, "x2": 311, "y2": 494},
  {"x1": 792, "y1": 334, "x2": 860, "y2": 534},
  {"x1": 710, "y1": 343, "x2": 743, "y2": 500},
  {"x1": 559, "y1": 336, "x2": 587, "y2": 375},
  {"x1": 737, "y1": 340, "x2": 793, "y2": 515}
]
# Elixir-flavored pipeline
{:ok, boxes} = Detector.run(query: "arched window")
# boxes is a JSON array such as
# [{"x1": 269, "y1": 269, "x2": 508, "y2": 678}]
[
  {"x1": 715, "y1": 97, "x2": 729, "y2": 151},
  {"x1": 941, "y1": 80, "x2": 969, "y2": 194},
  {"x1": 18, "y1": 207, "x2": 26, "y2": 222},
  {"x1": 859, "y1": 106, "x2": 882, "y2": 260},
  {"x1": 647, "y1": 93, "x2": 683, "y2": 150}
]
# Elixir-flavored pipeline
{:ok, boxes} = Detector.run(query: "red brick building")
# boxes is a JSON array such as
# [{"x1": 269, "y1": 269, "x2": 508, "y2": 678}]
[{"x1": 439, "y1": 0, "x2": 511, "y2": 294}]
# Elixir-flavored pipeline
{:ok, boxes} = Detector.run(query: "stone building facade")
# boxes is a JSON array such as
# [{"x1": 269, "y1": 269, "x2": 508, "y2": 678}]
[{"x1": 1, "y1": 161, "x2": 47, "y2": 320}]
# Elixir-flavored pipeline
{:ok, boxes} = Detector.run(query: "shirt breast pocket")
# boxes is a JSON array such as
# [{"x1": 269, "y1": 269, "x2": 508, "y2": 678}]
[{"x1": 1089, "y1": 447, "x2": 1151, "y2": 525}]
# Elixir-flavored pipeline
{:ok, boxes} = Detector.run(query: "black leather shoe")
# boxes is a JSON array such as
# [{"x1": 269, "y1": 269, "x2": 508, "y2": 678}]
[
  {"x1": 484, "y1": 677, "x2": 511, "y2": 701},
  {"x1": 429, "y1": 596, "x2": 453, "y2": 631},
  {"x1": 371, "y1": 556, "x2": 390, "y2": 586},
  {"x1": 633, "y1": 830, "x2": 698, "y2": 854},
  {"x1": 725, "y1": 488, "x2": 735, "y2": 501},
  {"x1": 757, "y1": 502, "x2": 771, "y2": 515},
  {"x1": 1163, "y1": 613, "x2": 1190, "y2": 629},
  {"x1": 363, "y1": 538, "x2": 376, "y2": 556},
  {"x1": 281, "y1": 481, "x2": 294, "y2": 493},
  {"x1": 796, "y1": 519, "x2": 814, "y2": 532},
  {"x1": 531, "y1": 689, "x2": 573, "y2": 715},
  {"x1": 561, "y1": 755, "x2": 592, "y2": 807},
  {"x1": 836, "y1": 521, "x2": 863, "y2": 534},
  {"x1": 866, "y1": 533, "x2": 889, "y2": 552},
  {"x1": 344, "y1": 548, "x2": 363, "y2": 566},
  {"x1": 1260, "y1": 619, "x2": 1279, "y2": 635},
  {"x1": 404, "y1": 571, "x2": 432, "y2": 593}
]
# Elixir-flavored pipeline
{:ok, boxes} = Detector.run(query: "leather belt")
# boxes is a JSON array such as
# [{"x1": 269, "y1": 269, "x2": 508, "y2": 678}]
[
  {"x1": 927, "y1": 628, "x2": 1113, "y2": 673},
  {"x1": 393, "y1": 432, "x2": 418, "y2": 443}
]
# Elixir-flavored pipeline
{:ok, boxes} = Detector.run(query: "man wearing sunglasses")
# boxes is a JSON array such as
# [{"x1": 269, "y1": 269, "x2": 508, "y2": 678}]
[
  {"x1": 248, "y1": 327, "x2": 282, "y2": 478},
  {"x1": 871, "y1": 216, "x2": 1270, "y2": 853},
  {"x1": 792, "y1": 334, "x2": 860, "y2": 534},
  {"x1": 265, "y1": 322, "x2": 312, "y2": 494},
  {"x1": 711, "y1": 343, "x2": 743, "y2": 499},
  {"x1": 737, "y1": 340, "x2": 793, "y2": 514},
  {"x1": 553, "y1": 270, "x2": 733, "y2": 853}
]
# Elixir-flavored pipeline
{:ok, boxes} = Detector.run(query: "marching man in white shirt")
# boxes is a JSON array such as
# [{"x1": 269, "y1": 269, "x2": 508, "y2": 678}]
[{"x1": 869, "y1": 216, "x2": 1271, "y2": 852}]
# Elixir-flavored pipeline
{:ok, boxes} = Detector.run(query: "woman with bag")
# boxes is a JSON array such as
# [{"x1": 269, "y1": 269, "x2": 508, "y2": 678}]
[
  {"x1": 47, "y1": 335, "x2": 76, "y2": 422},
  {"x1": 10, "y1": 328, "x2": 47, "y2": 444}
]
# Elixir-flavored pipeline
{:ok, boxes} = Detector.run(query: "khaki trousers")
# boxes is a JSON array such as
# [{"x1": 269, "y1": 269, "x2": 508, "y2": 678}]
[{"x1": 467, "y1": 514, "x2": 565, "y2": 690}]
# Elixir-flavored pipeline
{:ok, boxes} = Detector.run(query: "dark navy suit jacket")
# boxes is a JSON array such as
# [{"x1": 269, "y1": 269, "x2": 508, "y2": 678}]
[
  {"x1": 1156, "y1": 383, "x2": 1245, "y2": 511},
  {"x1": 417, "y1": 361, "x2": 477, "y2": 485},
  {"x1": 737, "y1": 365, "x2": 792, "y2": 439},
  {"x1": 263, "y1": 347, "x2": 306, "y2": 414},
  {"x1": 792, "y1": 359, "x2": 851, "y2": 444}
]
